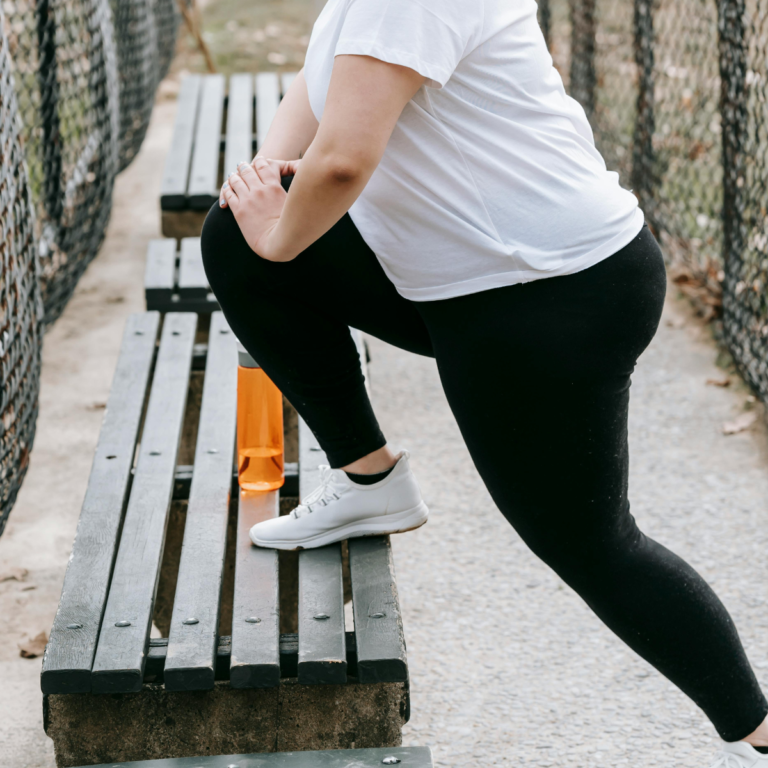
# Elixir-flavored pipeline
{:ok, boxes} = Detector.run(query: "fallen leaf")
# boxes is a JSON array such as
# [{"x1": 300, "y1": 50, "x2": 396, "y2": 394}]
[
  {"x1": 19, "y1": 631, "x2": 48, "y2": 659},
  {"x1": 20, "y1": 584, "x2": 37, "y2": 591},
  {"x1": 0, "y1": 567, "x2": 28, "y2": 582},
  {"x1": 87, "y1": 402, "x2": 107, "y2": 411},
  {"x1": 723, "y1": 411, "x2": 758, "y2": 435},
  {"x1": 706, "y1": 377, "x2": 731, "y2": 387}
]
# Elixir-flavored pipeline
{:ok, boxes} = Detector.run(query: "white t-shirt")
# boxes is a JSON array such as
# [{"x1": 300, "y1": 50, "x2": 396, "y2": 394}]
[{"x1": 303, "y1": 0, "x2": 645, "y2": 301}]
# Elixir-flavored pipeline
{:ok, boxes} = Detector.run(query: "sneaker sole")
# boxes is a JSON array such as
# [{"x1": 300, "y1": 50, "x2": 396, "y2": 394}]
[{"x1": 250, "y1": 502, "x2": 430, "y2": 550}]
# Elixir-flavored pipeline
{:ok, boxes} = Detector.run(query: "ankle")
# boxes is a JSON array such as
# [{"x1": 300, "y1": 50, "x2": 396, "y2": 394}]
[
  {"x1": 341, "y1": 446, "x2": 398, "y2": 475},
  {"x1": 742, "y1": 714, "x2": 768, "y2": 748}
]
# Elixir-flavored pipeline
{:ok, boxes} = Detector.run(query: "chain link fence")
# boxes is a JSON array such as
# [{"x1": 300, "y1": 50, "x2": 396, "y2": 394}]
[
  {"x1": 547, "y1": 0, "x2": 768, "y2": 399},
  {"x1": 1, "y1": 0, "x2": 180, "y2": 530},
  {"x1": 0, "y1": 5, "x2": 44, "y2": 535},
  {"x1": 720, "y1": 0, "x2": 768, "y2": 401},
  {"x1": 4, "y1": 0, "x2": 180, "y2": 325}
]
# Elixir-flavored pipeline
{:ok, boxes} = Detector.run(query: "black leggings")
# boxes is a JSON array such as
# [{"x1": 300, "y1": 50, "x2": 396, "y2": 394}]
[{"x1": 202, "y1": 195, "x2": 768, "y2": 741}]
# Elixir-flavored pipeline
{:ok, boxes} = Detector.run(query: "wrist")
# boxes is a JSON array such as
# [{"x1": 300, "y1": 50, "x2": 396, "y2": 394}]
[{"x1": 260, "y1": 222, "x2": 297, "y2": 263}]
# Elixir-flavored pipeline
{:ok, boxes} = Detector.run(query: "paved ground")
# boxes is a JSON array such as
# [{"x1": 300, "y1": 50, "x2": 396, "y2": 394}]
[
  {"x1": 2, "y1": 80, "x2": 768, "y2": 768},
  {"x1": 380, "y1": 299, "x2": 768, "y2": 767}
]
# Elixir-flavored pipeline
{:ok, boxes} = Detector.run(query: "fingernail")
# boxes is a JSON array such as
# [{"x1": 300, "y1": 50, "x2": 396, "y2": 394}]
[
  {"x1": 222, "y1": 182, "x2": 229, "y2": 190},
  {"x1": 238, "y1": 161, "x2": 248, "y2": 169},
  {"x1": 220, "y1": 199, "x2": 225, "y2": 207},
  {"x1": 227, "y1": 172, "x2": 233, "y2": 179}
]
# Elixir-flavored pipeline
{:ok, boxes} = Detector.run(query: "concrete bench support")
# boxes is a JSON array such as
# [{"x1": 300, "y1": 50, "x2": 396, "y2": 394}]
[{"x1": 45, "y1": 680, "x2": 408, "y2": 767}]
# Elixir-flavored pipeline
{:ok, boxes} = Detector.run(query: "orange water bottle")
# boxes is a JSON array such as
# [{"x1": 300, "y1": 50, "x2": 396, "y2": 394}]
[{"x1": 236, "y1": 341, "x2": 284, "y2": 491}]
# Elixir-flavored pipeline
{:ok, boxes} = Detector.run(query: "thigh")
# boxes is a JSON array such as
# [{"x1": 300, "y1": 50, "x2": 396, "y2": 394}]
[
  {"x1": 202, "y1": 196, "x2": 433, "y2": 360},
  {"x1": 416, "y1": 227, "x2": 666, "y2": 557}
]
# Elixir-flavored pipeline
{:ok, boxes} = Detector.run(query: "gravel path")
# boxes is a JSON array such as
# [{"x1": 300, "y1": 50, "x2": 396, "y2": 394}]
[{"x1": 369, "y1": 296, "x2": 768, "y2": 768}]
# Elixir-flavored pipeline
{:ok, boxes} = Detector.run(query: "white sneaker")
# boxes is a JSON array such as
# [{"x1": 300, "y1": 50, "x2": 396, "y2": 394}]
[
  {"x1": 249, "y1": 451, "x2": 429, "y2": 550},
  {"x1": 710, "y1": 742, "x2": 768, "y2": 767}
]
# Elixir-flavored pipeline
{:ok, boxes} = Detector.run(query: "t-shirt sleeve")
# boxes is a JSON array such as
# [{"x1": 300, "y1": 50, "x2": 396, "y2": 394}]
[{"x1": 334, "y1": 0, "x2": 484, "y2": 89}]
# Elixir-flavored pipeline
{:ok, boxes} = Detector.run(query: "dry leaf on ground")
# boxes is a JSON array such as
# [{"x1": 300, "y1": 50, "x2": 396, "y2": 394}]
[
  {"x1": 0, "y1": 567, "x2": 28, "y2": 582},
  {"x1": 722, "y1": 411, "x2": 758, "y2": 435},
  {"x1": 706, "y1": 377, "x2": 731, "y2": 387},
  {"x1": 19, "y1": 631, "x2": 48, "y2": 659}
]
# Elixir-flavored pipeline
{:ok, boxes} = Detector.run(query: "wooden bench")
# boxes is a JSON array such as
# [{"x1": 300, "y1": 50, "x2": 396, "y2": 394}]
[
  {"x1": 42, "y1": 311, "x2": 409, "y2": 768},
  {"x1": 73, "y1": 747, "x2": 434, "y2": 768},
  {"x1": 160, "y1": 72, "x2": 296, "y2": 240},
  {"x1": 144, "y1": 237, "x2": 218, "y2": 314}
]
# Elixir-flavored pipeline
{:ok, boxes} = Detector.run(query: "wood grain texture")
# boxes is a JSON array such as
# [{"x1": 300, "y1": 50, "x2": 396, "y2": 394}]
[
  {"x1": 297, "y1": 418, "x2": 347, "y2": 685},
  {"x1": 41, "y1": 314, "x2": 160, "y2": 695},
  {"x1": 224, "y1": 73, "x2": 254, "y2": 177},
  {"x1": 230, "y1": 490, "x2": 281, "y2": 688},
  {"x1": 91, "y1": 313, "x2": 197, "y2": 693},
  {"x1": 178, "y1": 237, "x2": 209, "y2": 300},
  {"x1": 160, "y1": 75, "x2": 201, "y2": 210},
  {"x1": 188, "y1": 74, "x2": 225, "y2": 210},
  {"x1": 164, "y1": 313, "x2": 238, "y2": 691},
  {"x1": 348, "y1": 537, "x2": 408, "y2": 683},
  {"x1": 144, "y1": 239, "x2": 176, "y2": 310},
  {"x1": 256, "y1": 72, "x2": 280, "y2": 149}
]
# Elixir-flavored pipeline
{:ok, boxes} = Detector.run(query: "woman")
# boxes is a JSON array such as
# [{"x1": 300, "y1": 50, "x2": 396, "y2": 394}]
[{"x1": 201, "y1": 0, "x2": 768, "y2": 763}]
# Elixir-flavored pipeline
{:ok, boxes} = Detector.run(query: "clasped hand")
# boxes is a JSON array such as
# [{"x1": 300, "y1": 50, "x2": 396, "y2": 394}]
[{"x1": 220, "y1": 157, "x2": 301, "y2": 262}]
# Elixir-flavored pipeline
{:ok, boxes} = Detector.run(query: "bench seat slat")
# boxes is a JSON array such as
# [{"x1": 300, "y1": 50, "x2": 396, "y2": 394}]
[
  {"x1": 256, "y1": 72, "x2": 281, "y2": 149},
  {"x1": 144, "y1": 239, "x2": 177, "y2": 308},
  {"x1": 160, "y1": 76, "x2": 201, "y2": 211},
  {"x1": 76, "y1": 746, "x2": 434, "y2": 768},
  {"x1": 189, "y1": 74, "x2": 226, "y2": 211},
  {"x1": 178, "y1": 238, "x2": 209, "y2": 300},
  {"x1": 164, "y1": 313, "x2": 238, "y2": 691},
  {"x1": 91, "y1": 313, "x2": 198, "y2": 693},
  {"x1": 41, "y1": 313, "x2": 160, "y2": 695},
  {"x1": 297, "y1": 418, "x2": 347, "y2": 685},
  {"x1": 348, "y1": 537, "x2": 408, "y2": 683},
  {"x1": 230, "y1": 490, "x2": 281, "y2": 688},
  {"x1": 224, "y1": 73, "x2": 254, "y2": 178}
]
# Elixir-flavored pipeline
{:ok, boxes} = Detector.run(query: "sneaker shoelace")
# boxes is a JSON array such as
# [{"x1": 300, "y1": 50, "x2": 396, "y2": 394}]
[
  {"x1": 710, "y1": 752, "x2": 746, "y2": 768},
  {"x1": 292, "y1": 465, "x2": 346, "y2": 518}
]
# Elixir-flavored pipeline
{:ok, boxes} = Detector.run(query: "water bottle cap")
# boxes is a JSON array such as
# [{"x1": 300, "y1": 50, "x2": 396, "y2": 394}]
[{"x1": 236, "y1": 340, "x2": 261, "y2": 369}]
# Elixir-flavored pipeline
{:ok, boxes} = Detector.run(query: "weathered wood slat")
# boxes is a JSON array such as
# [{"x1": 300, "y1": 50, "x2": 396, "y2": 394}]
[
  {"x1": 224, "y1": 73, "x2": 254, "y2": 177},
  {"x1": 172, "y1": 462, "x2": 298, "y2": 501},
  {"x1": 188, "y1": 74, "x2": 226, "y2": 210},
  {"x1": 256, "y1": 72, "x2": 281, "y2": 149},
  {"x1": 73, "y1": 746, "x2": 433, "y2": 767},
  {"x1": 144, "y1": 239, "x2": 176, "y2": 308},
  {"x1": 144, "y1": 632, "x2": 359, "y2": 684},
  {"x1": 41, "y1": 314, "x2": 160, "y2": 695},
  {"x1": 164, "y1": 313, "x2": 237, "y2": 691},
  {"x1": 160, "y1": 75, "x2": 201, "y2": 211},
  {"x1": 280, "y1": 71, "x2": 298, "y2": 96},
  {"x1": 230, "y1": 490, "x2": 281, "y2": 688},
  {"x1": 297, "y1": 418, "x2": 347, "y2": 685},
  {"x1": 348, "y1": 537, "x2": 408, "y2": 683},
  {"x1": 178, "y1": 238, "x2": 209, "y2": 300},
  {"x1": 91, "y1": 313, "x2": 198, "y2": 693}
]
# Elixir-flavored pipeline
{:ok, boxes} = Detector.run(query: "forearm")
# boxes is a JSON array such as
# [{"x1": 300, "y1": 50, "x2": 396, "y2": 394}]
[
  {"x1": 267, "y1": 139, "x2": 377, "y2": 261},
  {"x1": 265, "y1": 55, "x2": 425, "y2": 262},
  {"x1": 255, "y1": 69, "x2": 319, "y2": 161}
]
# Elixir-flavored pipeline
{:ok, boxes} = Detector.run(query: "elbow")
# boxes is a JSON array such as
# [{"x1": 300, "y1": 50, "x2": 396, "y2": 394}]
[{"x1": 320, "y1": 152, "x2": 374, "y2": 185}]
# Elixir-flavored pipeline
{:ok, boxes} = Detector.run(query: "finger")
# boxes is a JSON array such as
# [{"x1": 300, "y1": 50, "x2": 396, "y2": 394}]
[
  {"x1": 252, "y1": 156, "x2": 282, "y2": 185},
  {"x1": 236, "y1": 160, "x2": 261, "y2": 190},
  {"x1": 219, "y1": 180, "x2": 230, "y2": 207},
  {"x1": 228, "y1": 170, "x2": 249, "y2": 197},
  {"x1": 222, "y1": 185, "x2": 238, "y2": 211}
]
